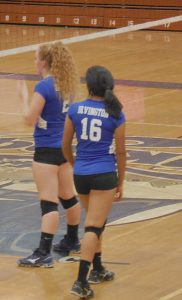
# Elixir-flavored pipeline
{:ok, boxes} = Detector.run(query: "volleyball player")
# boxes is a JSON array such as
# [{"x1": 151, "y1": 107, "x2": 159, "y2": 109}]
[
  {"x1": 62, "y1": 65, "x2": 126, "y2": 298},
  {"x1": 17, "y1": 41, "x2": 81, "y2": 267}
]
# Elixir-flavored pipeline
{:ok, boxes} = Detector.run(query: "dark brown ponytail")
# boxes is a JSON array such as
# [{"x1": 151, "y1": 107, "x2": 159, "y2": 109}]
[{"x1": 86, "y1": 65, "x2": 123, "y2": 119}]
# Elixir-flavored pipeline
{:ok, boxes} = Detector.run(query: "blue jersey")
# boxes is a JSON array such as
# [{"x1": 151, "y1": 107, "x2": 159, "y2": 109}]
[
  {"x1": 68, "y1": 98, "x2": 126, "y2": 175},
  {"x1": 33, "y1": 76, "x2": 68, "y2": 148}
]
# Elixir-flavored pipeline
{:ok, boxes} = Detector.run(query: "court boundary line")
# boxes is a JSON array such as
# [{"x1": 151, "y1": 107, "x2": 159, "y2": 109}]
[
  {"x1": 0, "y1": 111, "x2": 181, "y2": 128},
  {"x1": 0, "y1": 15, "x2": 182, "y2": 57},
  {"x1": 108, "y1": 203, "x2": 182, "y2": 226},
  {"x1": 1, "y1": 71, "x2": 182, "y2": 90},
  {"x1": 158, "y1": 288, "x2": 182, "y2": 300}
]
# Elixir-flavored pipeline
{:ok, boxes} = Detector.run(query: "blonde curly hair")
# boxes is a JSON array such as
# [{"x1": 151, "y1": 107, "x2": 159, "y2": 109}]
[{"x1": 38, "y1": 41, "x2": 78, "y2": 102}]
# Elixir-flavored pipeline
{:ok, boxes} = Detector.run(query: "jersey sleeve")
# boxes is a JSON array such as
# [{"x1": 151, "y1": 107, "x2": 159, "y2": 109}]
[
  {"x1": 113, "y1": 111, "x2": 126, "y2": 128},
  {"x1": 34, "y1": 80, "x2": 47, "y2": 100},
  {"x1": 67, "y1": 103, "x2": 77, "y2": 121}
]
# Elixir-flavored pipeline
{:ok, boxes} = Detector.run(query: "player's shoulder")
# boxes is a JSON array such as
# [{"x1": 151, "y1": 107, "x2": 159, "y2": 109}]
[
  {"x1": 35, "y1": 78, "x2": 46, "y2": 90},
  {"x1": 114, "y1": 110, "x2": 126, "y2": 126},
  {"x1": 35, "y1": 76, "x2": 53, "y2": 89},
  {"x1": 69, "y1": 99, "x2": 88, "y2": 110},
  {"x1": 119, "y1": 110, "x2": 126, "y2": 121}
]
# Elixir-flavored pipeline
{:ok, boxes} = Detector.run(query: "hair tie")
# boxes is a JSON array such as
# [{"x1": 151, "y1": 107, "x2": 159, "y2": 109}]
[{"x1": 105, "y1": 88, "x2": 112, "y2": 95}]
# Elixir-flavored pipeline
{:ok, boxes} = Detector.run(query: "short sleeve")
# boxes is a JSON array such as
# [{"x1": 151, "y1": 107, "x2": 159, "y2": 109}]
[
  {"x1": 112, "y1": 111, "x2": 126, "y2": 128},
  {"x1": 67, "y1": 103, "x2": 77, "y2": 121},
  {"x1": 34, "y1": 80, "x2": 47, "y2": 100}
]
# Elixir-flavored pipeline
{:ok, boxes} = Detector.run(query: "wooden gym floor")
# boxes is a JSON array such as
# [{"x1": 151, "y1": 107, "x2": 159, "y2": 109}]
[{"x1": 0, "y1": 24, "x2": 182, "y2": 300}]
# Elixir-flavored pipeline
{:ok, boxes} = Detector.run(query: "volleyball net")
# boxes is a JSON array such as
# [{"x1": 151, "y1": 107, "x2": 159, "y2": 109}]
[
  {"x1": 0, "y1": 13, "x2": 182, "y2": 133},
  {"x1": 0, "y1": 14, "x2": 182, "y2": 56}
]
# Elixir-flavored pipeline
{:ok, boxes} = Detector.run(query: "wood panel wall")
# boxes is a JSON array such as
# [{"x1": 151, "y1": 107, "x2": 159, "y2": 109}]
[{"x1": 0, "y1": 1, "x2": 181, "y2": 30}]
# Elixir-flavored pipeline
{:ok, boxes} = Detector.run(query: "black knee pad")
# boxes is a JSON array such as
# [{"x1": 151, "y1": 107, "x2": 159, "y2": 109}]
[
  {"x1": 40, "y1": 200, "x2": 58, "y2": 216},
  {"x1": 59, "y1": 196, "x2": 78, "y2": 209},
  {"x1": 85, "y1": 226, "x2": 103, "y2": 239}
]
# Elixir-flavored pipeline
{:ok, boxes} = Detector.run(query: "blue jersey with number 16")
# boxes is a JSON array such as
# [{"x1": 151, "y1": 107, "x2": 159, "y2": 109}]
[{"x1": 67, "y1": 98, "x2": 126, "y2": 175}]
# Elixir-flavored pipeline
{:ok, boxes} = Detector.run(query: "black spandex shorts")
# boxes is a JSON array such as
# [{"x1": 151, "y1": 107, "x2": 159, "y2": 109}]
[
  {"x1": 34, "y1": 147, "x2": 67, "y2": 166},
  {"x1": 74, "y1": 172, "x2": 118, "y2": 195}
]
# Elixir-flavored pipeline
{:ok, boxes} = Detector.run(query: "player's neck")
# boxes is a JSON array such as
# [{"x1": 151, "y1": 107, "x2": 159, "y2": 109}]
[
  {"x1": 43, "y1": 73, "x2": 52, "y2": 78},
  {"x1": 42, "y1": 69, "x2": 52, "y2": 78},
  {"x1": 89, "y1": 95, "x2": 104, "y2": 101}
]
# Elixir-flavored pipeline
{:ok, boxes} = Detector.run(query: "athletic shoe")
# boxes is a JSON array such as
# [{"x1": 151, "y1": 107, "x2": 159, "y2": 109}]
[
  {"x1": 53, "y1": 235, "x2": 81, "y2": 254},
  {"x1": 88, "y1": 268, "x2": 115, "y2": 284},
  {"x1": 17, "y1": 248, "x2": 54, "y2": 268},
  {"x1": 70, "y1": 280, "x2": 94, "y2": 299}
]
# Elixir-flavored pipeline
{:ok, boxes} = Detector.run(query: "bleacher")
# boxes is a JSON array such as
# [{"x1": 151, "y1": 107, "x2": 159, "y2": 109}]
[{"x1": 0, "y1": 0, "x2": 181, "y2": 30}]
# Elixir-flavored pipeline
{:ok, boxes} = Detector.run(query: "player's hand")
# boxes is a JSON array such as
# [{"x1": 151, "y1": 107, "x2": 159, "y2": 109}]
[
  {"x1": 114, "y1": 185, "x2": 123, "y2": 202},
  {"x1": 17, "y1": 80, "x2": 29, "y2": 102}
]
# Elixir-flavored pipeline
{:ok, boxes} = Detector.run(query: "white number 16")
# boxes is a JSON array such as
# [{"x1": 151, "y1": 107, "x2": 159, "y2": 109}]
[{"x1": 81, "y1": 118, "x2": 102, "y2": 141}]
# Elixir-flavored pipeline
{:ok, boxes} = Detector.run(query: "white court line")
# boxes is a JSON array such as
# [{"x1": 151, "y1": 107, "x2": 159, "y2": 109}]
[
  {"x1": 0, "y1": 237, "x2": 6, "y2": 245},
  {"x1": 0, "y1": 111, "x2": 181, "y2": 128},
  {"x1": 144, "y1": 89, "x2": 179, "y2": 100},
  {"x1": 0, "y1": 112, "x2": 21, "y2": 115},
  {"x1": 0, "y1": 198, "x2": 25, "y2": 201},
  {"x1": 158, "y1": 288, "x2": 182, "y2": 300},
  {"x1": 108, "y1": 204, "x2": 182, "y2": 225},
  {"x1": 11, "y1": 202, "x2": 38, "y2": 211},
  {"x1": 107, "y1": 210, "x2": 181, "y2": 241},
  {"x1": 126, "y1": 170, "x2": 182, "y2": 181},
  {"x1": 127, "y1": 121, "x2": 182, "y2": 127},
  {"x1": 0, "y1": 15, "x2": 182, "y2": 57}
]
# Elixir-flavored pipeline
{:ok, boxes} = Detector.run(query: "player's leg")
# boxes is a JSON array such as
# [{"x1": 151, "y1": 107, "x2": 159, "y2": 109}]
[
  {"x1": 17, "y1": 160, "x2": 59, "y2": 268},
  {"x1": 88, "y1": 233, "x2": 114, "y2": 284},
  {"x1": 71, "y1": 188, "x2": 115, "y2": 298},
  {"x1": 53, "y1": 162, "x2": 81, "y2": 254},
  {"x1": 87, "y1": 173, "x2": 117, "y2": 284},
  {"x1": 70, "y1": 192, "x2": 93, "y2": 298}
]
